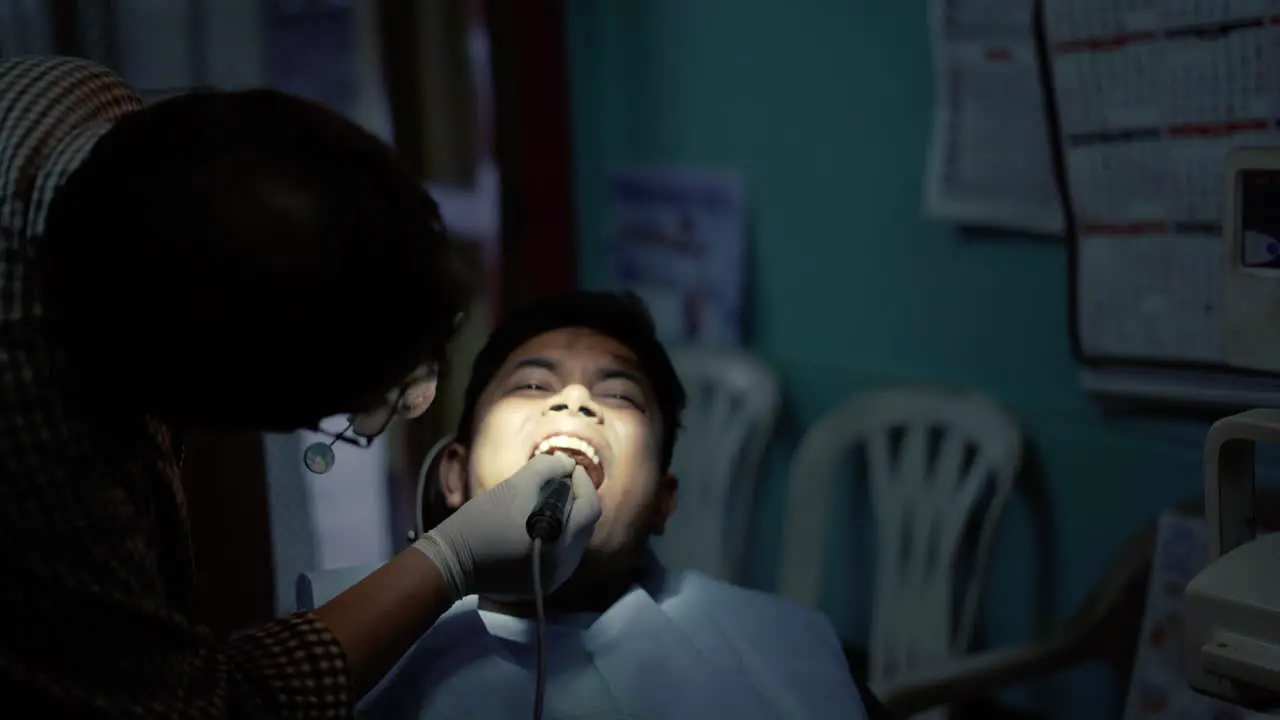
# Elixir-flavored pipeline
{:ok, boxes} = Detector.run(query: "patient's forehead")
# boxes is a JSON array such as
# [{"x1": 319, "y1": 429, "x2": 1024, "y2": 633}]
[{"x1": 497, "y1": 327, "x2": 642, "y2": 377}]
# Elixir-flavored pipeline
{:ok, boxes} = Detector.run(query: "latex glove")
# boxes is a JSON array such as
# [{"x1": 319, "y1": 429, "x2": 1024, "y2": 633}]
[{"x1": 412, "y1": 453, "x2": 602, "y2": 601}]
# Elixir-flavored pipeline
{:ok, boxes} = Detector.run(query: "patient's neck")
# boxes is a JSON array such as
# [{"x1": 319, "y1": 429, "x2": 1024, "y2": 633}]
[{"x1": 479, "y1": 555, "x2": 641, "y2": 619}]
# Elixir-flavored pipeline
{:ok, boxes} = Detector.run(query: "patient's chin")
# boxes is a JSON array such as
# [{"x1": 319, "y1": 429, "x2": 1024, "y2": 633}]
[
  {"x1": 551, "y1": 559, "x2": 639, "y2": 611},
  {"x1": 573, "y1": 545, "x2": 641, "y2": 584}
]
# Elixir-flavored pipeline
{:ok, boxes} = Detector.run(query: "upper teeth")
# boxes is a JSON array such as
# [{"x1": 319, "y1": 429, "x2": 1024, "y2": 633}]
[{"x1": 535, "y1": 435, "x2": 600, "y2": 465}]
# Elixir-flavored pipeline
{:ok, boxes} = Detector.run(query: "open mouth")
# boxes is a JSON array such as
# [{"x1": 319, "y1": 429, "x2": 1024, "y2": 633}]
[{"x1": 530, "y1": 434, "x2": 605, "y2": 488}]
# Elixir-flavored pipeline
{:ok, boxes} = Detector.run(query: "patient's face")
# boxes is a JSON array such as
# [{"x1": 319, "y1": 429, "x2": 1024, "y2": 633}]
[{"x1": 440, "y1": 328, "x2": 676, "y2": 566}]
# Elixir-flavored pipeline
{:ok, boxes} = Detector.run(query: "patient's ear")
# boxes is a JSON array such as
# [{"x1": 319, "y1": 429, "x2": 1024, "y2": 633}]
[
  {"x1": 437, "y1": 442, "x2": 470, "y2": 509},
  {"x1": 649, "y1": 473, "x2": 679, "y2": 535}
]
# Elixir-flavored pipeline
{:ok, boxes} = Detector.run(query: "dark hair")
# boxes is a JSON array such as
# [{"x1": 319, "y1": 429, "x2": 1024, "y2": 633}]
[
  {"x1": 456, "y1": 291, "x2": 687, "y2": 471},
  {"x1": 42, "y1": 89, "x2": 471, "y2": 431}
]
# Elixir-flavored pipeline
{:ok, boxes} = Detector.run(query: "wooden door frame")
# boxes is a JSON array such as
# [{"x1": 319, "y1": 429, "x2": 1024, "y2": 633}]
[
  {"x1": 180, "y1": 432, "x2": 275, "y2": 634},
  {"x1": 378, "y1": 0, "x2": 580, "y2": 547},
  {"x1": 486, "y1": 0, "x2": 578, "y2": 313}
]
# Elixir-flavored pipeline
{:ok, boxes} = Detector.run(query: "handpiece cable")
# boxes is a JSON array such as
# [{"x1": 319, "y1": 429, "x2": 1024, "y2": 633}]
[
  {"x1": 525, "y1": 476, "x2": 574, "y2": 720},
  {"x1": 531, "y1": 537, "x2": 549, "y2": 720}
]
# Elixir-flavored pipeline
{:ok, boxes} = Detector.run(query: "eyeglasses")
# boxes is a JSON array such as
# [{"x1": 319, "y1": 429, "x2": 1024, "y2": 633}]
[
  {"x1": 302, "y1": 384, "x2": 410, "y2": 474},
  {"x1": 298, "y1": 320, "x2": 457, "y2": 476}
]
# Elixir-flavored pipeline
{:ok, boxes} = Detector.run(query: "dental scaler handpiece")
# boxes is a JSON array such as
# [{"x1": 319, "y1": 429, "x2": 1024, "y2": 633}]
[{"x1": 525, "y1": 475, "x2": 575, "y2": 543}]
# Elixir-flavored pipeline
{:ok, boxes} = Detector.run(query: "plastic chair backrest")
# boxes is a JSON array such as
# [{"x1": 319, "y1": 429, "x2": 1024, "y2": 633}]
[
  {"x1": 778, "y1": 387, "x2": 1022, "y2": 719},
  {"x1": 652, "y1": 345, "x2": 781, "y2": 584}
]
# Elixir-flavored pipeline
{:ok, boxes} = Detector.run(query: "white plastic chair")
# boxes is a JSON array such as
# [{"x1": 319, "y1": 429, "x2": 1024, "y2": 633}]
[
  {"x1": 651, "y1": 346, "x2": 781, "y2": 585},
  {"x1": 296, "y1": 434, "x2": 456, "y2": 611},
  {"x1": 777, "y1": 387, "x2": 1022, "y2": 719}
]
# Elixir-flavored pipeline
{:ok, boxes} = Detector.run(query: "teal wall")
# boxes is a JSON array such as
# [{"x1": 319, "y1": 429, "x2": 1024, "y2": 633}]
[{"x1": 565, "y1": 2, "x2": 1224, "y2": 716}]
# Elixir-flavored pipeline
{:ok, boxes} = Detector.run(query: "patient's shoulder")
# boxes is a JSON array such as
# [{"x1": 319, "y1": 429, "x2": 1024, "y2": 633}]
[
  {"x1": 665, "y1": 570, "x2": 839, "y2": 639},
  {"x1": 428, "y1": 597, "x2": 484, "y2": 637},
  {"x1": 358, "y1": 597, "x2": 485, "y2": 714},
  {"x1": 670, "y1": 570, "x2": 822, "y2": 614}
]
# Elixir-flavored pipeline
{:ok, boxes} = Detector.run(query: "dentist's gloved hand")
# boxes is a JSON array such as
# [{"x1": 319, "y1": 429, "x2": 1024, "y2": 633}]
[{"x1": 411, "y1": 453, "x2": 601, "y2": 601}]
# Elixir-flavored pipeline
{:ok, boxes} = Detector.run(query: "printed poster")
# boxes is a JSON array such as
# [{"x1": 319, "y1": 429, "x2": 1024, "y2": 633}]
[{"x1": 608, "y1": 168, "x2": 747, "y2": 346}]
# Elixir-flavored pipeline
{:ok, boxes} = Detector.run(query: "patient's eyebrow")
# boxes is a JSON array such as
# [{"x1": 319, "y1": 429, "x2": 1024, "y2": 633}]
[
  {"x1": 510, "y1": 357, "x2": 560, "y2": 374},
  {"x1": 510, "y1": 355, "x2": 648, "y2": 390},
  {"x1": 597, "y1": 367, "x2": 645, "y2": 387}
]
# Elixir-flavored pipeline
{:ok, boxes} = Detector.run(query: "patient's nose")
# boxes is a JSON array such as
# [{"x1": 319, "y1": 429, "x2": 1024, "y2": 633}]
[{"x1": 548, "y1": 385, "x2": 600, "y2": 420}]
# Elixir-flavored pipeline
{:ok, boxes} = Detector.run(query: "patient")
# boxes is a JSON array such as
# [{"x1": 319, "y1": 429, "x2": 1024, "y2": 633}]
[{"x1": 360, "y1": 291, "x2": 868, "y2": 719}]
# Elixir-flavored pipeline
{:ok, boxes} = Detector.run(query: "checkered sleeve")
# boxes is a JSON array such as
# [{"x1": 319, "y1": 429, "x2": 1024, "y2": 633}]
[
  {"x1": 0, "y1": 56, "x2": 359, "y2": 718},
  {"x1": 0, "y1": 562, "x2": 356, "y2": 717},
  {"x1": 228, "y1": 613, "x2": 354, "y2": 718}
]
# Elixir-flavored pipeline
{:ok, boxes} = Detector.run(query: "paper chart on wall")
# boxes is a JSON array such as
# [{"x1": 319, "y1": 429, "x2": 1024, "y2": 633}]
[
  {"x1": 607, "y1": 167, "x2": 747, "y2": 347},
  {"x1": 1043, "y1": 0, "x2": 1280, "y2": 366},
  {"x1": 924, "y1": 0, "x2": 1065, "y2": 236}
]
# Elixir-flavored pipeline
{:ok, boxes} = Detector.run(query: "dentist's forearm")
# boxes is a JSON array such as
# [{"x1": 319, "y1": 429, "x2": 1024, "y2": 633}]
[{"x1": 313, "y1": 547, "x2": 456, "y2": 695}]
